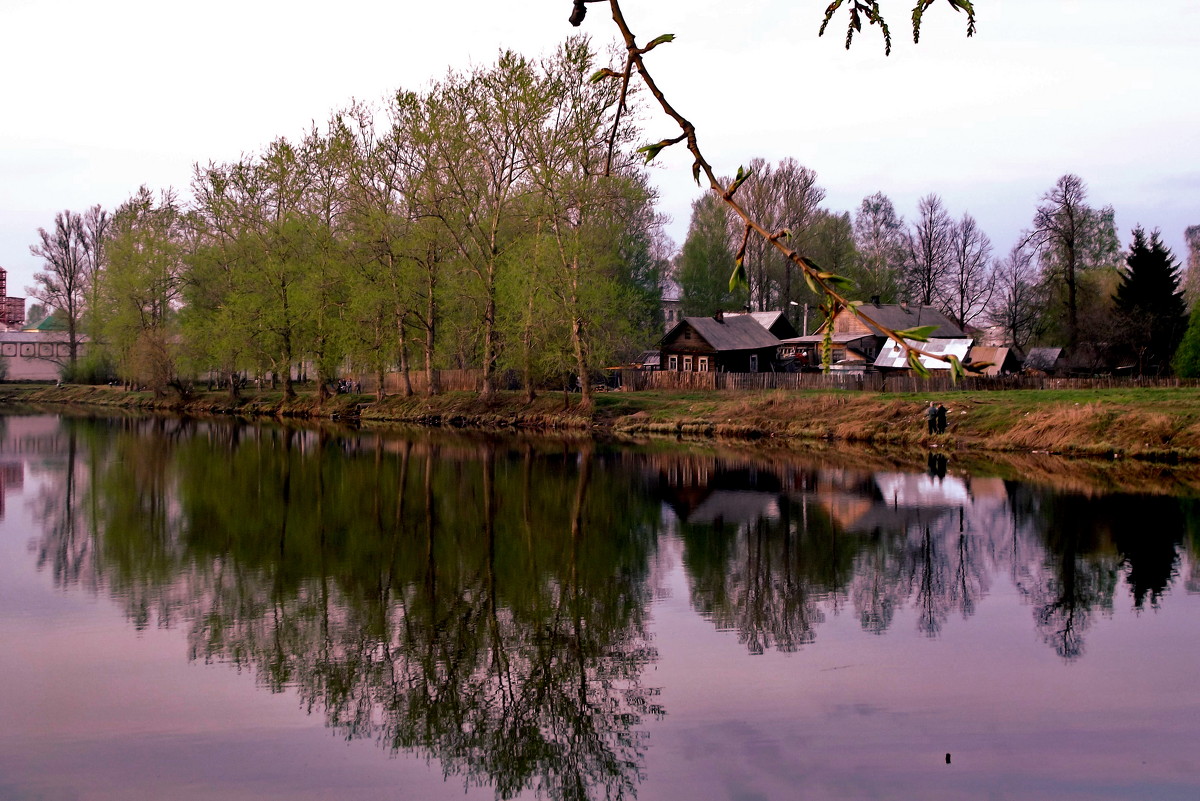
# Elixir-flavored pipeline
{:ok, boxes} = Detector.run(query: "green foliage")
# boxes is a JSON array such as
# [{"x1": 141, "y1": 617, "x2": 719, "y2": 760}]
[
  {"x1": 1171, "y1": 306, "x2": 1200, "y2": 378},
  {"x1": 59, "y1": 350, "x2": 116, "y2": 384},
  {"x1": 678, "y1": 192, "x2": 742, "y2": 316},
  {"x1": 95, "y1": 186, "x2": 188, "y2": 395}
]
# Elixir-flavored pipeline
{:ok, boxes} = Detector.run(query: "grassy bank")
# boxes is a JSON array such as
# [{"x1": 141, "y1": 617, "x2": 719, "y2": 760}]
[{"x1": 4, "y1": 382, "x2": 1200, "y2": 462}]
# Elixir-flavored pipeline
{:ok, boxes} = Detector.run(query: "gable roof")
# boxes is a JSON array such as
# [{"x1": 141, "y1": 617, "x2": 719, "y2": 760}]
[
  {"x1": 873, "y1": 338, "x2": 974, "y2": 370},
  {"x1": 723, "y1": 310, "x2": 798, "y2": 339},
  {"x1": 845, "y1": 304, "x2": 965, "y2": 339},
  {"x1": 665, "y1": 315, "x2": 782, "y2": 351},
  {"x1": 1023, "y1": 347, "x2": 1064, "y2": 372},
  {"x1": 966, "y1": 346, "x2": 1019, "y2": 376}
]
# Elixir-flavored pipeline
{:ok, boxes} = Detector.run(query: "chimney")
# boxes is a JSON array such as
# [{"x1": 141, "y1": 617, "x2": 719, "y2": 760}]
[
  {"x1": 870, "y1": 295, "x2": 881, "y2": 307},
  {"x1": 714, "y1": 310, "x2": 724, "y2": 322}
]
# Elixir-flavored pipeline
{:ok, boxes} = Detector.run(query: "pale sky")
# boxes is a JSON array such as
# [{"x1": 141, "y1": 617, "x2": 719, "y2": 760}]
[{"x1": 2, "y1": 0, "x2": 1197, "y2": 302}]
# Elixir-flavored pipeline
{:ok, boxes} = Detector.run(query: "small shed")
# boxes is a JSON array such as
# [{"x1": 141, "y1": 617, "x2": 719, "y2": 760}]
[
  {"x1": 633, "y1": 350, "x2": 661, "y2": 370},
  {"x1": 1023, "y1": 347, "x2": 1065, "y2": 375},
  {"x1": 965, "y1": 346, "x2": 1022, "y2": 376}
]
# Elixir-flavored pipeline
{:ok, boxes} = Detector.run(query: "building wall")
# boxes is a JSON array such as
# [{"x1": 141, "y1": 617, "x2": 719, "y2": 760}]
[{"x1": 0, "y1": 335, "x2": 81, "y2": 381}]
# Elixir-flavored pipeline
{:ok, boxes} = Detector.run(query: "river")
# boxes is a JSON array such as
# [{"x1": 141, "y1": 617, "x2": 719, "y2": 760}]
[{"x1": 0, "y1": 412, "x2": 1197, "y2": 801}]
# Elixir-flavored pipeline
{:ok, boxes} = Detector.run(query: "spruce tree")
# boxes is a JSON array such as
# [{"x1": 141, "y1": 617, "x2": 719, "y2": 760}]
[{"x1": 1114, "y1": 227, "x2": 1187, "y2": 374}]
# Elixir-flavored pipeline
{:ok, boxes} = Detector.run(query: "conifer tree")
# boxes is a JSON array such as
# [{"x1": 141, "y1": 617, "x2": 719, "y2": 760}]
[{"x1": 1114, "y1": 227, "x2": 1186, "y2": 374}]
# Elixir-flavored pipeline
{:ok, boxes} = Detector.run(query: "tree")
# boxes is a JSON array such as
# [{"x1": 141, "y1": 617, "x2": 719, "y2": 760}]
[
  {"x1": 98, "y1": 187, "x2": 188, "y2": 396},
  {"x1": 1026, "y1": 174, "x2": 1119, "y2": 347},
  {"x1": 29, "y1": 210, "x2": 90, "y2": 368},
  {"x1": 987, "y1": 243, "x2": 1043, "y2": 352},
  {"x1": 80, "y1": 204, "x2": 111, "y2": 339},
  {"x1": 677, "y1": 191, "x2": 740, "y2": 317},
  {"x1": 578, "y1": 0, "x2": 984, "y2": 380},
  {"x1": 851, "y1": 191, "x2": 905, "y2": 303},
  {"x1": 1113, "y1": 226, "x2": 1186, "y2": 375},
  {"x1": 420, "y1": 52, "x2": 549, "y2": 400},
  {"x1": 1182, "y1": 225, "x2": 1200, "y2": 310},
  {"x1": 938, "y1": 212, "x2": 994, "y2": 329},
  {"x1": 902, "y1": 194, "x2": 953, "y2": 306},
  {"x1": 1171, "y1": 305, "x2": 1200, "y2": 378},
  {"x1": 733, "y1": 158, "x2": 824, "y2": 312}
]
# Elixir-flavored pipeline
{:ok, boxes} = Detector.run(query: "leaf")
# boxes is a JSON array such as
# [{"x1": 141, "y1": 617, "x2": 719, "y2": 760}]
[
  {"x1": 727, "y1": 165, "x2": 753, "y2": 196},
  {"x1": 692, "y1": 161, "x2": 702, "y2": 186},
  {"x1": 803, "y1": 269, "x2": 819, "y2": 296},
  {"x1": 819, "y1": 0, "x2": 846, "y2": 37},
  {"x1": 893, "y1": 324, "x2": 938, "y2": 342},
  {"x1": 645, "y1": 33, "x2": 676, "y2": 49},
  {"x1": 729, "y1": 258, "x2": 748, "y2": 293},
  {"x1": 947, "y1": 353, "x2": 964, "y2": 383},
  {"x1": 816, "y1": 271, "x2": 856, "y2": 291},
  {"x1": 636, "y1": 140, "x2": 671, "y2": 163},
  {"x1": 589, "y1": 68, "x2": 619, "y2": 83},
  {"x1": 907, "y1": 350, "x2": 931, "y2": 378}
]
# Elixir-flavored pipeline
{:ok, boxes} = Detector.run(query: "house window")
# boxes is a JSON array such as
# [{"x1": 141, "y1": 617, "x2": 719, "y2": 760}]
[
  {"x1": 683, "y1": 356, "x2": 693, "y2": 372},
  {"x1": 668, "y1": 355, "x2": 678, "y2": 371},
  {"x1": 749, "y1": 354, "x2": 758, "y2": 372},
  {"x1": 698, "y1": 356, "x2": 709, "y2": 372}
]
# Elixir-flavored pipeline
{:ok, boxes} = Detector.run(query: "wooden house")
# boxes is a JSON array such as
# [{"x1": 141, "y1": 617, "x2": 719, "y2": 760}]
[
  {"x1": 784, "y1": 302, "x2": 966, "y2": 368},
  {"x1": 660, "y1": 312, "x2": 782, "y2": 373}
]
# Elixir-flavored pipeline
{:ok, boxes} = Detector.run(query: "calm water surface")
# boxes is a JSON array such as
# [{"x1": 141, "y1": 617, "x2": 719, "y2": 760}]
[{"x1": 1, "y1": 413, "x2": 1198, "y2": 801}]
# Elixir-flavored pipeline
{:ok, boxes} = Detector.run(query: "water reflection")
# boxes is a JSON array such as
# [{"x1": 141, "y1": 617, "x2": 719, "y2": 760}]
[{"x1": 12, "y1": 414, "x2": 1200, "y2": 798}]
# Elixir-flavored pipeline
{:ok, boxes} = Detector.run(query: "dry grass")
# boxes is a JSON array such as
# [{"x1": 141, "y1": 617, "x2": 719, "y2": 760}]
[{"x1": 10, "y1": 383, "x2": 1200, "y2": 463}]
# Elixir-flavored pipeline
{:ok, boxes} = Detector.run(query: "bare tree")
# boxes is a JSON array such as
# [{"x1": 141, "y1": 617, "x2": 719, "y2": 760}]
[
  {"x1": 1182, "y1": 224, "x2": 1200, "y2": 310},
  {"x1": 1026, "y1": 174, "x2": 1119, "y2": 347},
  {"x1": 903, "y1": 194, "x2": 953, "y2": 306},
  {"x1": 852, "y1": 191, "x2": 905, "y2": 302},
  {"x1": 737, "y1": 158, "x2": 825, "y2": 312},
  {"x1": 80, "y1": 204, "x2": 110, "y2": 337},
  {"x1": 987, "y1": 243, "x2": 1043, "y2": 352},
  {"x1": 938, "y1": 212, "x2": 994, "y2": 329},
  {"x1": 29, "y1": 210, "x2": 90, "y2": 367}
]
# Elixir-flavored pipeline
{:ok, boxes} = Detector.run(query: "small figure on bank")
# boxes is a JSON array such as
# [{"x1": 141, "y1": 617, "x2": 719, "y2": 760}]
[
  {"x1": 925, "y1": 401, "x2": 938, "y2": 435},
  {"x1": 936, "y1": 403, "x2": 948, "y2": 434}
]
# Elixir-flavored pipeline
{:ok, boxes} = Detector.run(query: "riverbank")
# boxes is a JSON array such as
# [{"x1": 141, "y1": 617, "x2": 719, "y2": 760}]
[{"x1": 4, "y1": 383, "x2": 1200, "y2": 462}]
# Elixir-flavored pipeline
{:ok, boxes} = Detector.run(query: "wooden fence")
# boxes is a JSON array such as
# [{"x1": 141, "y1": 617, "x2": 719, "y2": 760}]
[
  {"x1": 351, "y1": 367, "x2": 1200, "y2": 396},
  {"x1": 616, "y1": 369, "x2": 1200, "y2": 394}
]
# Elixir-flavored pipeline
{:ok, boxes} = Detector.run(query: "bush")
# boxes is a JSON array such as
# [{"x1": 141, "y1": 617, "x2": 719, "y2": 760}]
[{"x1": 60, "y1": 352, "x2": 118, "y2": 385}]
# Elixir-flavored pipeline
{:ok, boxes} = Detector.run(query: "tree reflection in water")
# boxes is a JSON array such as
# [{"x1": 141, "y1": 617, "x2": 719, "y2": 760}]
[
  {"x1": 22, "y1": 415, "x2": 1200, "y2": 799},
  {"x1": 31, "y1": 418, "x2": 663, "y2": 801}
]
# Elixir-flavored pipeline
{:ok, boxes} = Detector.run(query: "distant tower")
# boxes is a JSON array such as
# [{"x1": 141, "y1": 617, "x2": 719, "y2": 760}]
[{"x1": 0, "y1": 268, "x2": 24, "y2": 329}]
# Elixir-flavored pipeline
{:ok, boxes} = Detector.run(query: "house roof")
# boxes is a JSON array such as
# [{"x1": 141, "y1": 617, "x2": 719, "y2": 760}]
[
  {"x1": 25, "y1": 314, "x2": 67, "y2": 332},
  {"x1": 873, "y1": 338, "x2": 973, "y2": 370},
  {"x1": 786, "y1": 333, "x2": 877, "y2": 345},
  {"x1": 666, "y1": 315, "x2": 782, "y2": 351},
  {"x1": 635, "y1": 350, "x2": 661, "y2": 367},
  {"x1": 1023, "y1": 347, "x2": 1063, "y2": 372},
  {"x1": 848, "y1": 304, "x2": 965, "y2": 338},
  {"x1": 966, "y1": 346, "x2": 1016, "y2": 376},
  {"x1": 0, "y1": 331, "x2": 75, "y2": 343}
]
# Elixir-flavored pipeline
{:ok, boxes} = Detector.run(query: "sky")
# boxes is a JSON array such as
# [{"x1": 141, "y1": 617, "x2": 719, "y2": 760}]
[{"x1": 2, "y1": 0, "x2": 1197, "y2": 303}]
